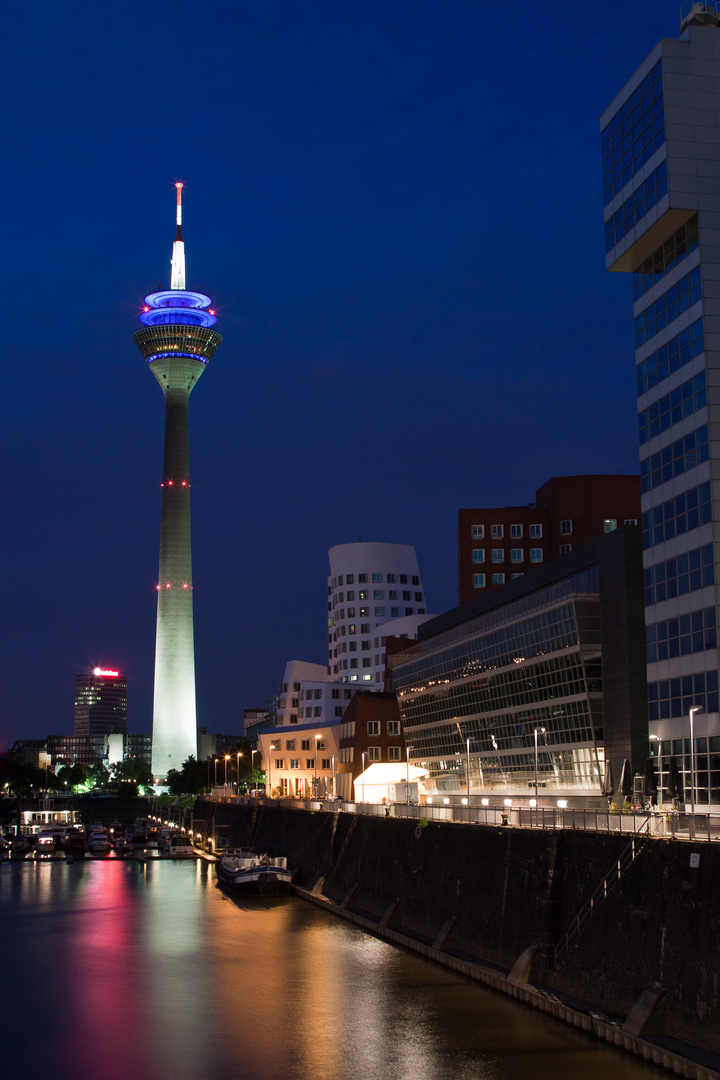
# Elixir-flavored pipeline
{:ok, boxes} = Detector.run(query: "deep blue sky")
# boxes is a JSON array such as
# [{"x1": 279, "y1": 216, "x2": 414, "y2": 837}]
[{"x1": 0, "y1": 1, "x2": 682, "y2": 746}]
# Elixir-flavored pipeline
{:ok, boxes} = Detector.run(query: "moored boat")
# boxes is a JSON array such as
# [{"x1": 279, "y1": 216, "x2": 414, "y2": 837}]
[
  {"x1": 166, "y1": 834, "x2": 197, "y2": 859},
  {"x1": 216, "y1": 850, "x2": 293, "y2": 895}
]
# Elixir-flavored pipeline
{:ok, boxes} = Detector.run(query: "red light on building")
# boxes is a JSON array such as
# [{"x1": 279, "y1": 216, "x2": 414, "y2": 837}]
[{"x1": 93, "y1": 667, "x2": 119, "y2": 678}]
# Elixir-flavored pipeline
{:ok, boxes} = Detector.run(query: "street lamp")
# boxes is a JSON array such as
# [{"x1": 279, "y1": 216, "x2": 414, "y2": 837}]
[
  {"x1": 331, "y1": 755, "x2": 336, "y2": 800},
  {"x1": 314, "y1": 734, "x2": 321, "y2": 798},
  {"x1": 466, "y1": 737, "x2": 471, "y2": 801},
  {"x1": 489, "y1": 732, "x2": 506, "y2": 786},
  {"x1": 236, "y1": 752, "x2": 243, "y2": 793},
  {"x1": 361, "y1": 751, "x2": 366, "y2": 804},
  {"x1": 534, "y1": 727, "x2": 546, "y2": 818},
  {"x1": 406, "y1": 744, "x2": 414, "y2": 804},
  {"x1": 268, "y1": 744, "x2": 276, "y2": 797},
  {"x1": 650, "y1": 734, "x2": 661, "y2": 805},
  {"x1": 214, "y1": 758, "x2": 219, "y2": 787},
  {"x1": 689, "y1": 706, "x2": 702, "y2": 814},
  {"x1": 224, "y1": 755, "x2": 230, "y2": 787},
  {"x1": 251, "y1": 748, "x2": 258, "y2": 786}
]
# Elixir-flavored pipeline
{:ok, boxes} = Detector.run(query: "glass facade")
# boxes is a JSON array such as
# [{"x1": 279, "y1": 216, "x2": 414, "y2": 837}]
[
  {"x1": 604, "y1": 160, "x2": 667, "y2": 252},
  {"x1": 634, "y1": 265, "x2": 701, "y2": 347},
  {"x1": 648, "y1": 670, "x2": 719, "y2": 721},
  {"x1": 640, "y1": 425, "x2": 708, "y2": 492},
  {"x1": 633, "y1": 216, "x2": 698, "y2": 300},
  {"x1": 635, "y1": 318, "x2": 704, "y2": 396},
  {"x1": 395, "y1": 569, "x2": 605, "y2": 796},
  {"x1": 644, "y1": 543, "x2": 714, "y2": 605},
  {"x1": 650, "y1": 735, "x2": 720, "y2": 806},
  {"x1": 638, "y1": 372, "x2": 705, "y2": 445},
  {"x1": 641, "y1": 480, "x2": 711, "y2": 549},
  {"x1": 602, "y1": 60, "x2": 663, "y2": 207},
  {"x1": 646, "y1": 607, "x2": 717, "y2": 662}
]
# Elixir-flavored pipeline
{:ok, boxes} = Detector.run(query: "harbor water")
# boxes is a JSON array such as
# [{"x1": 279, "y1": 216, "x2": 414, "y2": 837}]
[{"x1": 0, "y1": 859, "x2": 665, "y2": 1080}]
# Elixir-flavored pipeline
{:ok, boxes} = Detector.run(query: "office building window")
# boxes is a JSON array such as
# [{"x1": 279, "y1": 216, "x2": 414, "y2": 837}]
[
  {"x1": 290, "y1": 759, "x2": 299, "y2": 769},
  {"x1": 415, "y1": 592, "x2": 423, "y2": 601},
  {"x1": 367, "y1": 746, "x2": 381, "y2": 762},
  {"x1": 647, "y1": 607, "x2": 716, "y2": 663},
  {"x1": 275, "y1": 759, "x2": 285, "y2": 770},
  {"x1": 387, "y1": 573, "x2": 395, "y2": 583},
  {"x1": 636, "y1": 318, "x2": 704, "y2": 397},
  {"x1": 491, "y1": 524, "x2": 504, "y2": 539},
  {"x1": 530, "y1": 549, "x2": 543, "y2": 563},
  {"x1": 604, "y1": 160, "x2": 667, "y2": 253},
  {"x1": 472, "y1": 574, "x2": 485, "y2": 588},
  {"x1": 387, "y1": 721, "x2": 399, "y2": 735},
  {"x1": 412, "y1": 576, "x2": 419, "y2": 585},
  {"x1": 375, "y1": 606, "x2": 385, "y2": 617},
  {"x1": 640, "y1": 426, "x2": 709, "y2": 493},
  {"x1": 644, "y1": 543, "x2": 713, "y2": 605},
  {"x1": 472, "y1": 548, "x2": 485, "y2": 563},
  {"x1": 511, "y1": 549, "x2": 523, "y2": 563},
  {"x1": 389, "y1": 590, "x2": 397, "y2": 599},
  {"x1": 639, "y1": 374, "x2": 706, "y2": 445},
  {"x1": 491, "y1": 549, "x2": 504, "y2": 563},
  {"x1": 604, "y1": 519, "x2": 617, "y2": 533},
  {"x1": 367, "y1": 721, "x2": 379, "y2": 735},
  {"x1": 648, "y1": 669, "x2": 719, "y2": 721},
  {"x1": 405, "y1": 607, "x2": 413, "y2": 616},
  {"x1": 633, "y1": 217, "x2": 698, "y2": 301},
  {"x1": 602, "y1": 59, "x2": 663, "y2": 206},
  {"x1": 387, "y1": 747, "x2": 401, "y2": 761},
  {"x1": 372, "y1": 573, "x2": 382, "y2": 582},
  {"x1": 335, "y1": 706, "x2": 343, "y2": 717},
  {"x1": 560, "y1": 544, "x2": 573, "y2": 554},
  {"x1": 358, "y1": 574, "x2": 367, "y2": 583},
  {"x1": 634, "y1": 266, "x2": 701, "y2": 348},
  {"x1": 391, "y1": 606, "x2": 400, "y2": 616},
  {"x1": 625, "y1": 519, "x2": 638, "y2": 526},
  {"x1": 374, "y1": 589, "x2": 383, "y2": 599},
  {"x1": 560, "y1": 520, "x2": 572, "y2": 535},
  {"x1": 346, "y1": 574, "x2": 354, "y2": 584},
  {"x1": 400, "y1": 575, "x2": 408, "y2": 584},
  {"x1": 314, "y1": 707, "x2": 321, "y2": 717},
  {"x1": 492, "y1": 573, "x2": 505, "y2": 585},
  {"x1": 530, "y1": 524, "x2": 542, "y2": 538},
  {"x1": 511, "y1": 573, "x2": 524, "y2": 580},
  {"x1": 510, "y1": 524, "x2": 523, "y2": 538},
  {"x1": 471, "y1": 524, "x2": 484, "y2": 538},
  {"x1": 321, "y1": 759, "x2": 331, "y2": 770},
  {"x1": 642, "y1": 481, "x2": 712, "y2": 549},
  {"x1": 362, "y1": 658, "x2": 371, "y2": 668},
  {"x1": 285, "y1": 740, "x2": 296, "y2": 751}
]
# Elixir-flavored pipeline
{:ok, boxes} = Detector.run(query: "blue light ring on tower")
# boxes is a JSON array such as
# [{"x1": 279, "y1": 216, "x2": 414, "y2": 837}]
[{"x1": 144, "y1": 289, "x2": 213, "y2": 310}]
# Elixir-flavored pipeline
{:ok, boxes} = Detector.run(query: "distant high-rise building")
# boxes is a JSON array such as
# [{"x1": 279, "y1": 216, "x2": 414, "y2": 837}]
[
  {"x1": 74, "y1": 667, "x2": 127, "y2": 736},
  {"x1": 133, "y1": 184, "x2": 222, "y2": 779},
  {"x1": 602, "y1": 5, "x2": 720, "y2": 803},
  {"x1": 458, "y1": 475, "x2": 641, "y2": 604}
]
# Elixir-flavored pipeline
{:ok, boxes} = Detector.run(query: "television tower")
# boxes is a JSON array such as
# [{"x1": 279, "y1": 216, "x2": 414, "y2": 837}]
[{"x1": 133, "y1": 184, "x2": 222, "y2": 779}]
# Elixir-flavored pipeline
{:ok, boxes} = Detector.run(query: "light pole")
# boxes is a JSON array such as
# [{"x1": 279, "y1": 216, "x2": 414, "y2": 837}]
[
  {"x1": 236, "y1": 752, "x2": 243, "y2": 793},
  {"x1": 268, "y1": 745, "x2": 276, "y2": 797},
  {"x1": 689, "y1": 706, "x2": 702, "y2": 814},
  {"x1": 331, "y1": 755, "x2": 336, "y2": 800},
  {"x1": 466, "y1": 737, "x2": 471, "y2": 801},
  {"x1": 361, "y1": 751, "x2": 366, "y2": 804},
  {"x1": 406, "y1": 744, "x2": 413, "y2": 804},
  {"x1": 224, "y1": 755, "x2": 230, "y2": 787},
  {"x1": 314, "y1": 734, "x2": 321, "y2": 798},
  {"x1": 251, "y1": 749, "x2": 258, "y2": 786},
  {"x1": 650, "y1": 734, "x2": 661, "y2": 806},
  {"x1": 490, "y1": 733, "x2": 506, "y2": 786},
  {"x1": 214, "y1": 758, "x2": 219, "y2": 787},
  {"x1": 534, "y1": 727, "x2": 546, "y2": 818}
]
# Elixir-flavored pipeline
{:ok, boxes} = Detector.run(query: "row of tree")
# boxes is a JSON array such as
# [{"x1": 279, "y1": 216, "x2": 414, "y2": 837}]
[{"x1": 0, "y1": 756, "x2": 154, "y2": 797}]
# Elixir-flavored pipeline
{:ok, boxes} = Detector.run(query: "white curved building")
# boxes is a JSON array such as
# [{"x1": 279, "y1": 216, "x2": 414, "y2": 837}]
[{"x1": 327, "y1": 542, "x2": 429, "y2": 685}]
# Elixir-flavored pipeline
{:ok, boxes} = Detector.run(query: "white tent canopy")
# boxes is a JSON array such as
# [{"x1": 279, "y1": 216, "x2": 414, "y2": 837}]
[{"x1": 353, "y1": 762, "x2": 428, "y2": 804}]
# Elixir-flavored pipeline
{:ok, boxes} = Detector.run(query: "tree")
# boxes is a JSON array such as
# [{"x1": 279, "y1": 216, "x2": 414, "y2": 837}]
[
  {"x1": 57, "y1": 763, "x2": 90, "y2": 791},
  {"x1": 167, "y1": 755, "x2": 206, "y2": 795},
  {"x1": 110, "y1": 757, "x2": 154, "y2": 796}
]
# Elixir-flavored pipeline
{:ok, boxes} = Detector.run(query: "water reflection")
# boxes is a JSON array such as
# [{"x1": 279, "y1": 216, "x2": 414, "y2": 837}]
[{"x1": 0, "y1": 861, "x2": 664, "y2": 1080}]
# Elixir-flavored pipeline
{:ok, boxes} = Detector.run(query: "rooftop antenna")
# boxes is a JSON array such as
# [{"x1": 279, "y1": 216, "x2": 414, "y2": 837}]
[{"x1": 171, "y1": 182, "x2": 185, "y2": 290}]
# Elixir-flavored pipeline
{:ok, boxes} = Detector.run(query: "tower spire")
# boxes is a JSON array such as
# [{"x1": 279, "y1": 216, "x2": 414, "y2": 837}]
[{"x1": 171, "y1": 182, "x2": 185, "y2": 290}]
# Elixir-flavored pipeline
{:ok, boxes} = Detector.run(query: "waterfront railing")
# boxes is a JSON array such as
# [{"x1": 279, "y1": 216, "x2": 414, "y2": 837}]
[{"x1": 202, "y1": 794, "x2": 720, "y2": 840}]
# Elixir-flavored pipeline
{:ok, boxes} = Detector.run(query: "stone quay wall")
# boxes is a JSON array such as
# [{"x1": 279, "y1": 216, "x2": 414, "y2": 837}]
[{"x1": 196, "y1": 799, "x2": 720, "y2": 1056}]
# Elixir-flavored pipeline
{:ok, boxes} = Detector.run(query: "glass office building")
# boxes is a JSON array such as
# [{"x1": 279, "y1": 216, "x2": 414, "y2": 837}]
[
  {"x1": 392, "y1": 529, "x2": 647, "y2": 804},
  {"x1": 602, "y1": 4, "x2": 720, "y2": 803}
]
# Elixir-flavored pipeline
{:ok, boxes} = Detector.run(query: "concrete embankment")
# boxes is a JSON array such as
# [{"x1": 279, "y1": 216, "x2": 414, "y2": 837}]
[{"x1": 197, "y1": 799, "x2": 720, "y2": 1069}]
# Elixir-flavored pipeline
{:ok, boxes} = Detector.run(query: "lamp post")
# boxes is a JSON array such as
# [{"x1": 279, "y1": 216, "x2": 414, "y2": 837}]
[
  {"x1": 268, "y1": 744, "x2": 276, "y2": 797},
  {"x1": 314, "y1": 734, "x2": 321, "y2": 798},
  {"x1": 224, "y1": 754, "x2": 230, "y2": 787},
  {"x1": 236, "y1": 752, "x2": 243, "y2": 793},
  {"x1": 534, "y1": 727, "x2": 546, "y2": 820},
  {"x1": 406, "y1": 744, "x2": 413, "y2": 804},
  {"x1": 466, "y1": 737, "x2": 471, "y2": 801},
  {"x1": 490, "y1": 733, "x2": 506, "y2": 786},
  {"x1": 650, "y1": 734, "x2": 661, "y2": 806},
  {"x1": 689, "y1": 706, "x2": 702, "y2": 814},
  {"x1": 331, "y1": 755, "x2": 336, "y2": 800},
  {"x1": 214, "y1": 758, "x2": 219, "y2": 787},
  {"x1": 251, "y1": 749, "x2": 258, "y2": 786},
  {"x1": 361, "y1": 751, "x2": 366, "y2": 804}
]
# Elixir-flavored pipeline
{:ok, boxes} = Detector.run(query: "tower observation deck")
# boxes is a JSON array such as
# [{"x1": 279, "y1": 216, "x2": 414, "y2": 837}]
[{"x1": 133, "y1": 184, "x2": 222, "y2": 779}]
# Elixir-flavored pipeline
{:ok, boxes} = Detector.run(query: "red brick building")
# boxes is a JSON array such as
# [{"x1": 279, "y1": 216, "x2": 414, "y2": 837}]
[
  {"x1": 336, "y1": 692, "x2": 406, "y2": 801},
  {"x1": 458, "y1": 474, "x2": 641, "y2": 604}
]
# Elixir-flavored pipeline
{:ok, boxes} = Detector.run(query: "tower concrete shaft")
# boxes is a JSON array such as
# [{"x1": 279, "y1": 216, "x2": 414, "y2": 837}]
[{"x1": 133, "y1": 187, "x2": 221, "y2": 779}]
